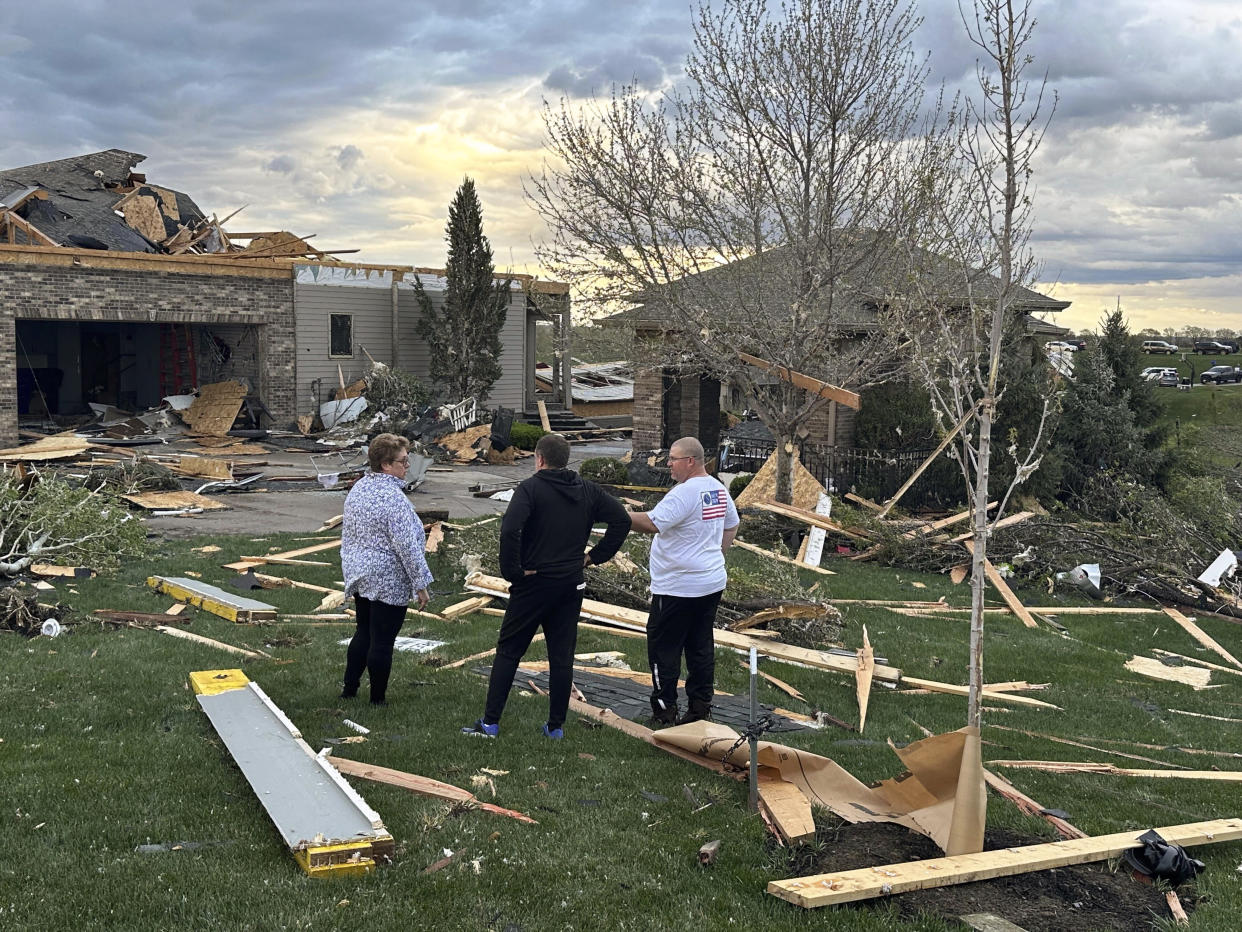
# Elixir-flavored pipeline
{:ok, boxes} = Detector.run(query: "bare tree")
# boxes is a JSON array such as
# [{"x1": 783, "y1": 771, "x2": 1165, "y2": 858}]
[
  {"x1": 527, "y1": 0, "x2": 947, "y2": 501},
  {"x1": 897, "y1": 0, "x2": 1054, "y2": 730}
]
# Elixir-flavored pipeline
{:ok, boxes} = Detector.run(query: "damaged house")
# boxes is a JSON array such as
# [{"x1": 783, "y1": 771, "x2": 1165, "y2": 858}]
[{"x1": 0, "y1": 149, "x2": 568, "y2": 445}]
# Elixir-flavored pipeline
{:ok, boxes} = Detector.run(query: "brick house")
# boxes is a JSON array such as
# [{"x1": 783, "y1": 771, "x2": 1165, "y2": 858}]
[{"x1": 0, "y1": 150, "x2": 567, "y2": 444}]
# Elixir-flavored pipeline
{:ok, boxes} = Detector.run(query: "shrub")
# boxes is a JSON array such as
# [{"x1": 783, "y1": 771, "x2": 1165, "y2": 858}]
[
  {"x1": 579, "y1": 457, "x2": 630, "y2": 485},
  {"x1": 509, "y1": 422, "x2": 546, "y2": 451},
  {"x1": 729, "y1": 473, "x2": 753, "y2": 498}
]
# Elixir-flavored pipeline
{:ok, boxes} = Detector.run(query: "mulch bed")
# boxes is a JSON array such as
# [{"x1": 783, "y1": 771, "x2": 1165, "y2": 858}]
[{"x1": 781, "y1": 819, "x2": 1186, "y2": 931}]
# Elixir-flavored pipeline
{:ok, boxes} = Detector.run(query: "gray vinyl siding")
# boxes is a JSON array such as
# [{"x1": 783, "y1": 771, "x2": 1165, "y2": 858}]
[
  {"x1": 397, "y1": 287, "x2": 527, "y2": 410},
  {"x1": 294, "y1": 283, "x2": 394, "y2": 415}
]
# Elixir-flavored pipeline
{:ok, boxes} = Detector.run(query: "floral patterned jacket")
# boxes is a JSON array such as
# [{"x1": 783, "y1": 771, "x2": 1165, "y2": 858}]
[{"x1": 341, "y1": 472, "x2": 433, "y2": 606}]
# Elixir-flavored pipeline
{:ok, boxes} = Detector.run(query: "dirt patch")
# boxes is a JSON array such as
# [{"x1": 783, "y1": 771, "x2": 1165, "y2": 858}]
[{"x1": 779, "y1": 819, "x2": 1185, "y2": 931}]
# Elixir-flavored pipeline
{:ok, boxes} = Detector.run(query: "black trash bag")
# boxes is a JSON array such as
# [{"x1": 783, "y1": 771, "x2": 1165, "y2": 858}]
[{"x1": 1122, "y1": 829, "x2": 1205, "y2": 886}]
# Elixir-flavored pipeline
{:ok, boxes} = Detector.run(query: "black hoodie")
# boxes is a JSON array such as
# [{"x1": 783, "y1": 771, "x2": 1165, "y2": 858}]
[{"x1": 498, "y1": 468, "x2": 631, "y2": 583}]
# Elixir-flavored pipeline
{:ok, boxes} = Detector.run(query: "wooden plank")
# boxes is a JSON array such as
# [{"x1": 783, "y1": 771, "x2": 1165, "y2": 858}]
[
  {"x1": 262, "y1": 539, "x2": 343, "y2": 560},
  {"x1": 963, "y1": 544, "x2": 1038, "y2": 629},
  {"x1": 737, "y1": 661, "x2": 805, "y2": 703},
  {"x1": 155, "y1": 625, "x2": 269, "y2": 659},
  {"x1": 732, "y1": 539, "x2": 836, "y2": 575},
  {"x1": 855, "y1": 626, "x2": 874, "y2": 732},
  {"x1": 987, "y1": 761, "x2": 1242, "y2": 781},
  {"x1": 537, "y1": 400, "x2": 552, "y2": 432},
  {"x1": 904, "y1": 504, "x2": 995, "y2": 539},
  {"x1": 843, "y1": 492, "x2": 881, "y2": 512},
  {"x1": 949, "y1": 511, "x2": 1035, "y2": 544},
  {"x1": 767, "y1": 818, "x2": 1242, "y2": 908},
  {"x1": 327, "y1": 756, "x2": 537, "y2": 824},
  {"x1": 1124, "y1": 655, "x2": 1212, "y2": 688},
  {"x1": 982, "y1": 769, "x2": 1087, "y2": 840},
  {"x1": 737, "y1": 352, "x2": 860, "y2": 409},
  {"x1": 753, "y1": 500, "x2": 871, "y2": 542},
  {"x1": 876, "y1": 403, "x2": 978, "y2": 519},
  {"x1": 30, "y1": 564, "x2": 95, "y2": 578},
  {"x1": 440, "y1": 636, "x2": 545, "y2": 671},
  {"x1": 757, "y1": 773, "x2": 816, "y2": 843},
  {"x1": 123, "y1": 491, "x2": 227, "y2": 511},
  {"x1": 900, "y1": 677, "x2": 1060, "y2": 710},
  {"x1": 239, "y1": 555, "x2": 332, "y2": 567},
  {"x1": 147, "y1": 576, "x2": 277, "y2": 623},
  {"x1": 1162, "y1": 606, "x2": 1242, "y2": 670},
  {"x1": 1152, "y1": 648, "x2": 1242, "y2": 677},
  {"x1": 440, "y1": 596, "x2": 494, "y2": 620}
]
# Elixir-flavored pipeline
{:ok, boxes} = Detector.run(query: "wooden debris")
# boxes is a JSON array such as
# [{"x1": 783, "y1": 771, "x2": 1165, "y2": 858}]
[
  {"x1": 982, "y1": 769, "x2": 1087, "y2": 840},
  {"x1": 123, "y1": 491, "x2": 227, "y2": 511},
  {"x1": 698, "y1": 839, "x2": 721, "y2": 865},
  {"x1": 1152, "y1": 649, "x2": 1242, "y2": 677},
  {"x1": 731, "y1": 539, "x2": 835, "y2": 575},
  {"x1": 903, "y1": 504, "x2": 996, "y2": 540},
  {"x1": 148, "y1": 576, "x2": 277, "y2": 623},
  {"x1": 155, "y1": 625, "x2": 269, "y2": 659},
  {"x1": 767, "y1": 818, "x2": 1242, "y2": 908},
  {"x1": 753, "y1": 500, "x2": 871, "y2": 542},
  {"x1": 30, "y1": 564, "x2": 95, "y2": 579},
  {"x1": 1161, "y1": 606, "x2": 1242, "y2": 670},
  {"x1": 959, "y1": 914, "x2": 1030, "y2": 932},
  {"x1": 425, "y1": 522, "x2": 444, "y2": 554},
  {"x1": 1167, "y1": 891, "x2": 1190, "y2": 926},
  {"x1": 317, "y1": 515, "x2": 344, "y2": 532},
  {"x1": 180, "y1": 380, "x2": 248, "y2": 436},
  {"x1": 988, "y1": 725, "x2": 1190, "y2": 770},
  {"x1": 327, "y1": 755, "x2": 537, "y2": 824},
  {"x1": 876, "y1": 403, "x2": 978, "y2": 519},
  {"x1": 966, "y1": 546, "x2": 1038, "y2": 629},
  {"x1": 949, "y1": 563, "x2": 969, "y2": 585},
  {"x1": 733, "y1": 449, "x2": 825, "y2": 512},
  {"x1": 440, "y1": 636, "x2": 544, "y2": 671},
  {"x1": 899, "y1": 677, "x2": 1060, "y2": 710},
  {"x1": 317, "y1": 591, "x2": 347, "y2": 612},
  {"x1": 1124, "y1": 655, "x2": 1212, "y2": 688},
  {"x1": 855, "y1": 626, "x2": 874, "y2": 732},
  {"x1": 0, "y1": 433, "x2": 93, "y2": 462},
  {"x1": 173, "y1": 456, "x2": 234, "y2": 481},
  {"x1": 440, "y1": 596, "x2": 493, "y2": 620},
  {"x1": 165, "y1": 604, "x2": 187, "y2": 616},
  {"x1": 240, "y1": 555, "x2": 331, "y2": 567},
  {"x1": 537, "y1": 400, "x2": 552, "y2": 432},
  {"x1": 737, "y1": 661, "x2": 805, "y2": 703},
  {"x1": 987, "y1": 761, "x2": 1242, "y2": 781},
  {"x1": 949, "y1": 511, "x2": 1035, "y2": 544},
  {"x1": 736, "y1": 352, "x2": 860, "y2": 409},
  {"x1": 757, "y1": 775, "x2": 816, "y2": 843},
  {"x1": 730, "y1": 603, "x2": 830, "y2": 632}
]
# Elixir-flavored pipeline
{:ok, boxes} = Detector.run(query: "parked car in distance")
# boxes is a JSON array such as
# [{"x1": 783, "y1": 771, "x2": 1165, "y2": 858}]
[
  {"x1": 1045, "y1": 340, "x2": 1077, "y2": 353},
  {"x1": 1200, "y1": 365, "x2": 1242, "y2": 384},
  {"x1": 1193, "y1": 340, "x2": 1233, "y2": 355},
  {"x1": 1066, "y1": 338, "x2": 1088, "y2": 350},
  {"x1": 1157, "y1": 371, "x2": 1180, "y2": 387},
  {"x1": 1142, "y1": 366, "x2": 1179, "y2": 381},
  {"x1": 1142, "y1": 339, "x2": 1179, "y2": 354}
]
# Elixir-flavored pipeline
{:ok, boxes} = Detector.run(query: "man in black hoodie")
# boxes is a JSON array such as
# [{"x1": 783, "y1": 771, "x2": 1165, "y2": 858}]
[{"x1": 462, "y1": 433, "x2": 631, "y2": 739}]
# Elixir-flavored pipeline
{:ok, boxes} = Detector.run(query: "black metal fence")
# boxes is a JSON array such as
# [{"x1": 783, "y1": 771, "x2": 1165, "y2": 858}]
[{"x1": 719, "y1": 435, "x2": 959, "y2": 504}]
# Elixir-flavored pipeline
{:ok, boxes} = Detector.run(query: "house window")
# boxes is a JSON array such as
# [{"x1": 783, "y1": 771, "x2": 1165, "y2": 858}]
[{"x1": 330, "y1": 314, "x2": 353, "y2": 357}]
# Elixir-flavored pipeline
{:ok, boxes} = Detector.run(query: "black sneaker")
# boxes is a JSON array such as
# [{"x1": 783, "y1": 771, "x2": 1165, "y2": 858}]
[
  {"x1": 676, "y1": 709, "x2": 710, "y2": 726},
  {"x1": 461, "y1": 719, "x2": 499, "y2": 738}
]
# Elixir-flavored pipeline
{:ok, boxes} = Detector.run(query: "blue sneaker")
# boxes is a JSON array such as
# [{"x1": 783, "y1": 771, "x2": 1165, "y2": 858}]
[
  {"x1": 541, "y1": 723, "x2": 564, "y2": 740},
  {"x1": 462, "y1": 719, "x2": 499, "y2": 738}
]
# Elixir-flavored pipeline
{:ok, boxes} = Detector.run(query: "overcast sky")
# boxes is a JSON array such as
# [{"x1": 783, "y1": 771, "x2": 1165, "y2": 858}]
[{"x1": 1, "y1": 1, "x2": 1238, "y2": 332}]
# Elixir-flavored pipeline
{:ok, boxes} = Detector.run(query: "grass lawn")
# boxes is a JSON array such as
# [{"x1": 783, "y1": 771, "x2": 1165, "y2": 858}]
[{"x1": 3, "y1": 525, "x2": 1242, "y2": 930}]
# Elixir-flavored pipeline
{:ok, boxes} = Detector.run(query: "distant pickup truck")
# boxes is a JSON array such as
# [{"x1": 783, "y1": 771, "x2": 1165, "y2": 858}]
[{"x1": 1200, "y1": 365, "x2": 1242, "y2": 384}]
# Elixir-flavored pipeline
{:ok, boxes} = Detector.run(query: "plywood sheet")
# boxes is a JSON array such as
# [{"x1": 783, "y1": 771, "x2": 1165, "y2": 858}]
[
  {"x1": 123, "y1": 491, "x2": 228, "y2": 511},
  {"x1": 0, "y1": 433, "x2": 93, "y2": 461},
  {"x1": 181, "y1": 380, "x2": 247, "y2": 436},
  {"x1": 734, "y1": 448, "x2": 823, "y2": 511}
]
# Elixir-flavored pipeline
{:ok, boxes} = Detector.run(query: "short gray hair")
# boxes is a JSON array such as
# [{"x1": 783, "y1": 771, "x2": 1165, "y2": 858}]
[{"x1": 670, "y1": 437, "x2": 704, "y2": 460}]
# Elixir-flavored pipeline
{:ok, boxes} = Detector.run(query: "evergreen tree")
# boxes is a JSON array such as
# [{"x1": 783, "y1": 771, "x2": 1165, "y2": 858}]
[
  {"x1": 415, "y1": 178, "x2": 511, "y2": 402},
  {"x1": 1096, "y1": 307, "x2": 1162, "y2": 425}
]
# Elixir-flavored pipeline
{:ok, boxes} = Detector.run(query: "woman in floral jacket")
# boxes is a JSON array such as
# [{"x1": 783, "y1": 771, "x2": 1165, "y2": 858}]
[{"x1": 339, "y1": 433, "x2": 433, "y2": 705}]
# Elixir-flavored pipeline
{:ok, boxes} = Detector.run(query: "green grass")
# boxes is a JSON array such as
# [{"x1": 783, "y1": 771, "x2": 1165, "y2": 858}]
[{"x1": 3, "y1": 529, "x2": 1242, "y2": 930}]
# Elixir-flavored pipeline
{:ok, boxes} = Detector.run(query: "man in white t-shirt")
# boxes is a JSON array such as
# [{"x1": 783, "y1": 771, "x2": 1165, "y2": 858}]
[{"x1": 629, "y1": 436, "x2": 739, "y2": 725}]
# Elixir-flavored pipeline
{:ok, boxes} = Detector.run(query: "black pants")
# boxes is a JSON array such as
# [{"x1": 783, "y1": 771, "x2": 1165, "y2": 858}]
[
  {"x1": 647, "y1": 590, "x2": 722, "y2": 718},
  {"x1": 342, "y1": 595, "x2": 405, "y2": 703},
  {"x1": 483, "y1": 574, "x2": 584, "y2": 730}
]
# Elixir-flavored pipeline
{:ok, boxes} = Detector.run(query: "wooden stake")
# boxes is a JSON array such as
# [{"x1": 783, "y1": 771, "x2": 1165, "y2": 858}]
[
  {"x1": 1161, "y1": 606, "x2": 1242, "y2": 670},
  {"x1": 876, "y1": 403, "x2": 978, "y2": 519}
]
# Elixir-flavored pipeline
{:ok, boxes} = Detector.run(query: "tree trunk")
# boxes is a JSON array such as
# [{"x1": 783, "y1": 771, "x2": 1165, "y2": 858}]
[{"x1": 774, "y1": 437, "x2": 795, "y2": 505}]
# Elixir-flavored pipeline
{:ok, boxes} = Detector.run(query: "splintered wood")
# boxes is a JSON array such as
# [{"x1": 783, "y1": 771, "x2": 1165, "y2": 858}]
[
  {"x1": 0, "y1": 433, "x2": 94, "y2": 461},
  {"x1": 180, "y1": 380, "x2": 248, "y2": 436}
]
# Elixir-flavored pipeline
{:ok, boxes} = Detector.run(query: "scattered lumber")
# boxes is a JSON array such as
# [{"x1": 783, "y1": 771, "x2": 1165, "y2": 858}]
[
  {"x1": 327, "y1": 755, "x2": 537, "y2": 824},
  {"x1": 982, "y1": 769, "x2": 1087, "y2": 840},
  {"x1": 124, "y1": 491, "x2": 227, "y2": 512},
  {"x1": 949, "y1": 511, "x2": 1035, "y2": 544},
  {"x1": 440, "y1": 635, "x2": 544, "y2": 671},
  {"x1": 465, "y1": 572, "x2": 910, "y2": 683},
  {"x1": 31, "y1": 564, "x2": 95, "y2": 578},
  {"x1": 731, "y1": 539, "x2": 835, "y2": 575},
  {"x1": 875, "y1": 403, "x2": 978, "y2": 519},
  {"x1": 180, "y1": 380, "x2": 248, "y2": 436},
  {"x1": 94, "y1": 609, "x2": 188, "y2": 627},
  {"x1": 1124, "y1": 655, "x2": 1212, "y2": 688},
  {"x1": 734, "y1": 449, "x2": 826, "y2": 512},
  {"x1": 239, "y1": 555, "x2": 332, "y2": 567},
  {"x1": 1152, "y1": 648, "x2": 1242, "y2": 677},
  {"x1": 155, "y1": 625, "x2": 269, "y2": 660},
  {"x1": 757, "y1": 772, "x2": 816, "y2": 843},
  {"x1": 767, "y1": 818, "x2": 1242, "y2": 908},
  {"x1": 0, "y1": 433, "x2": 94, "y2": 461},
  {"x1": 737, "y1": 662, "x2": 805, "y2": 703},
  {"x1": 987, "y1": 725, "x2": 1190, "y2": 770},
  {"x1": 855, "y1": 626, "x2": 874, "y2": 732},
  {"x1": 440, "y1": 596, "x2": 493, "y2": 620},
  {"x1": 900, "y1": 677, "x2": 1060, "y2": 710},
  {"x1": 965, "y1": 547, "x2": 1038, "y2": 629},
  {"x1": 903, "y1": 503, "x2": 997, "y2": 539},
  {"x1": 753, "y1": 500, "x2": 871, "y2": 543},
  {"x1": 173, "y1": 456, "x2": 234, "y2": 481},
  {"x1": 1161, "y1": 606, "x2": 1242, "y2": 670},
  {"x1": 987, "y1": 761, "x2": 1242, "y2": 781},
  {"x1": 537, "y1": 400, "x2": 552, "y2": 432}
]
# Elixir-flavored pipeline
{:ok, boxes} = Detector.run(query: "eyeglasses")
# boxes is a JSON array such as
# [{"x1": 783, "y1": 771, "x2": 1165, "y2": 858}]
[
  {"x1": 394, "y1": 457, "x2": 410, "y2": 466},
  {"x1": 668, "y1": 455, "x2": 694, "y2": 463}
]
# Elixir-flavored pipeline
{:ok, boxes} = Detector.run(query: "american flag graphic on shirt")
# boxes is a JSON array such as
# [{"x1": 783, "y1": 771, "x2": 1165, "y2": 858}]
[{"x1": 701, "y1": 488, "x2": 727, "y2": 520}]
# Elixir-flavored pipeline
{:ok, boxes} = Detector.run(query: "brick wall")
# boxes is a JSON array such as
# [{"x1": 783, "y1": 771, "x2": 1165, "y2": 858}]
[
  {"x1": 632, "y1": 361, "x2": 663, "y2": 452},
  {"x1": 0, "y1": 264, "x2": 294, "y2": 444}
]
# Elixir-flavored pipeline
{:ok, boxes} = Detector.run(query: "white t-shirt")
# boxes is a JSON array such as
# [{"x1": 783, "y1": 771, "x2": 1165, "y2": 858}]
[{"x1": 648, "y1": 475, "x2": 740, "y2": 597}]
